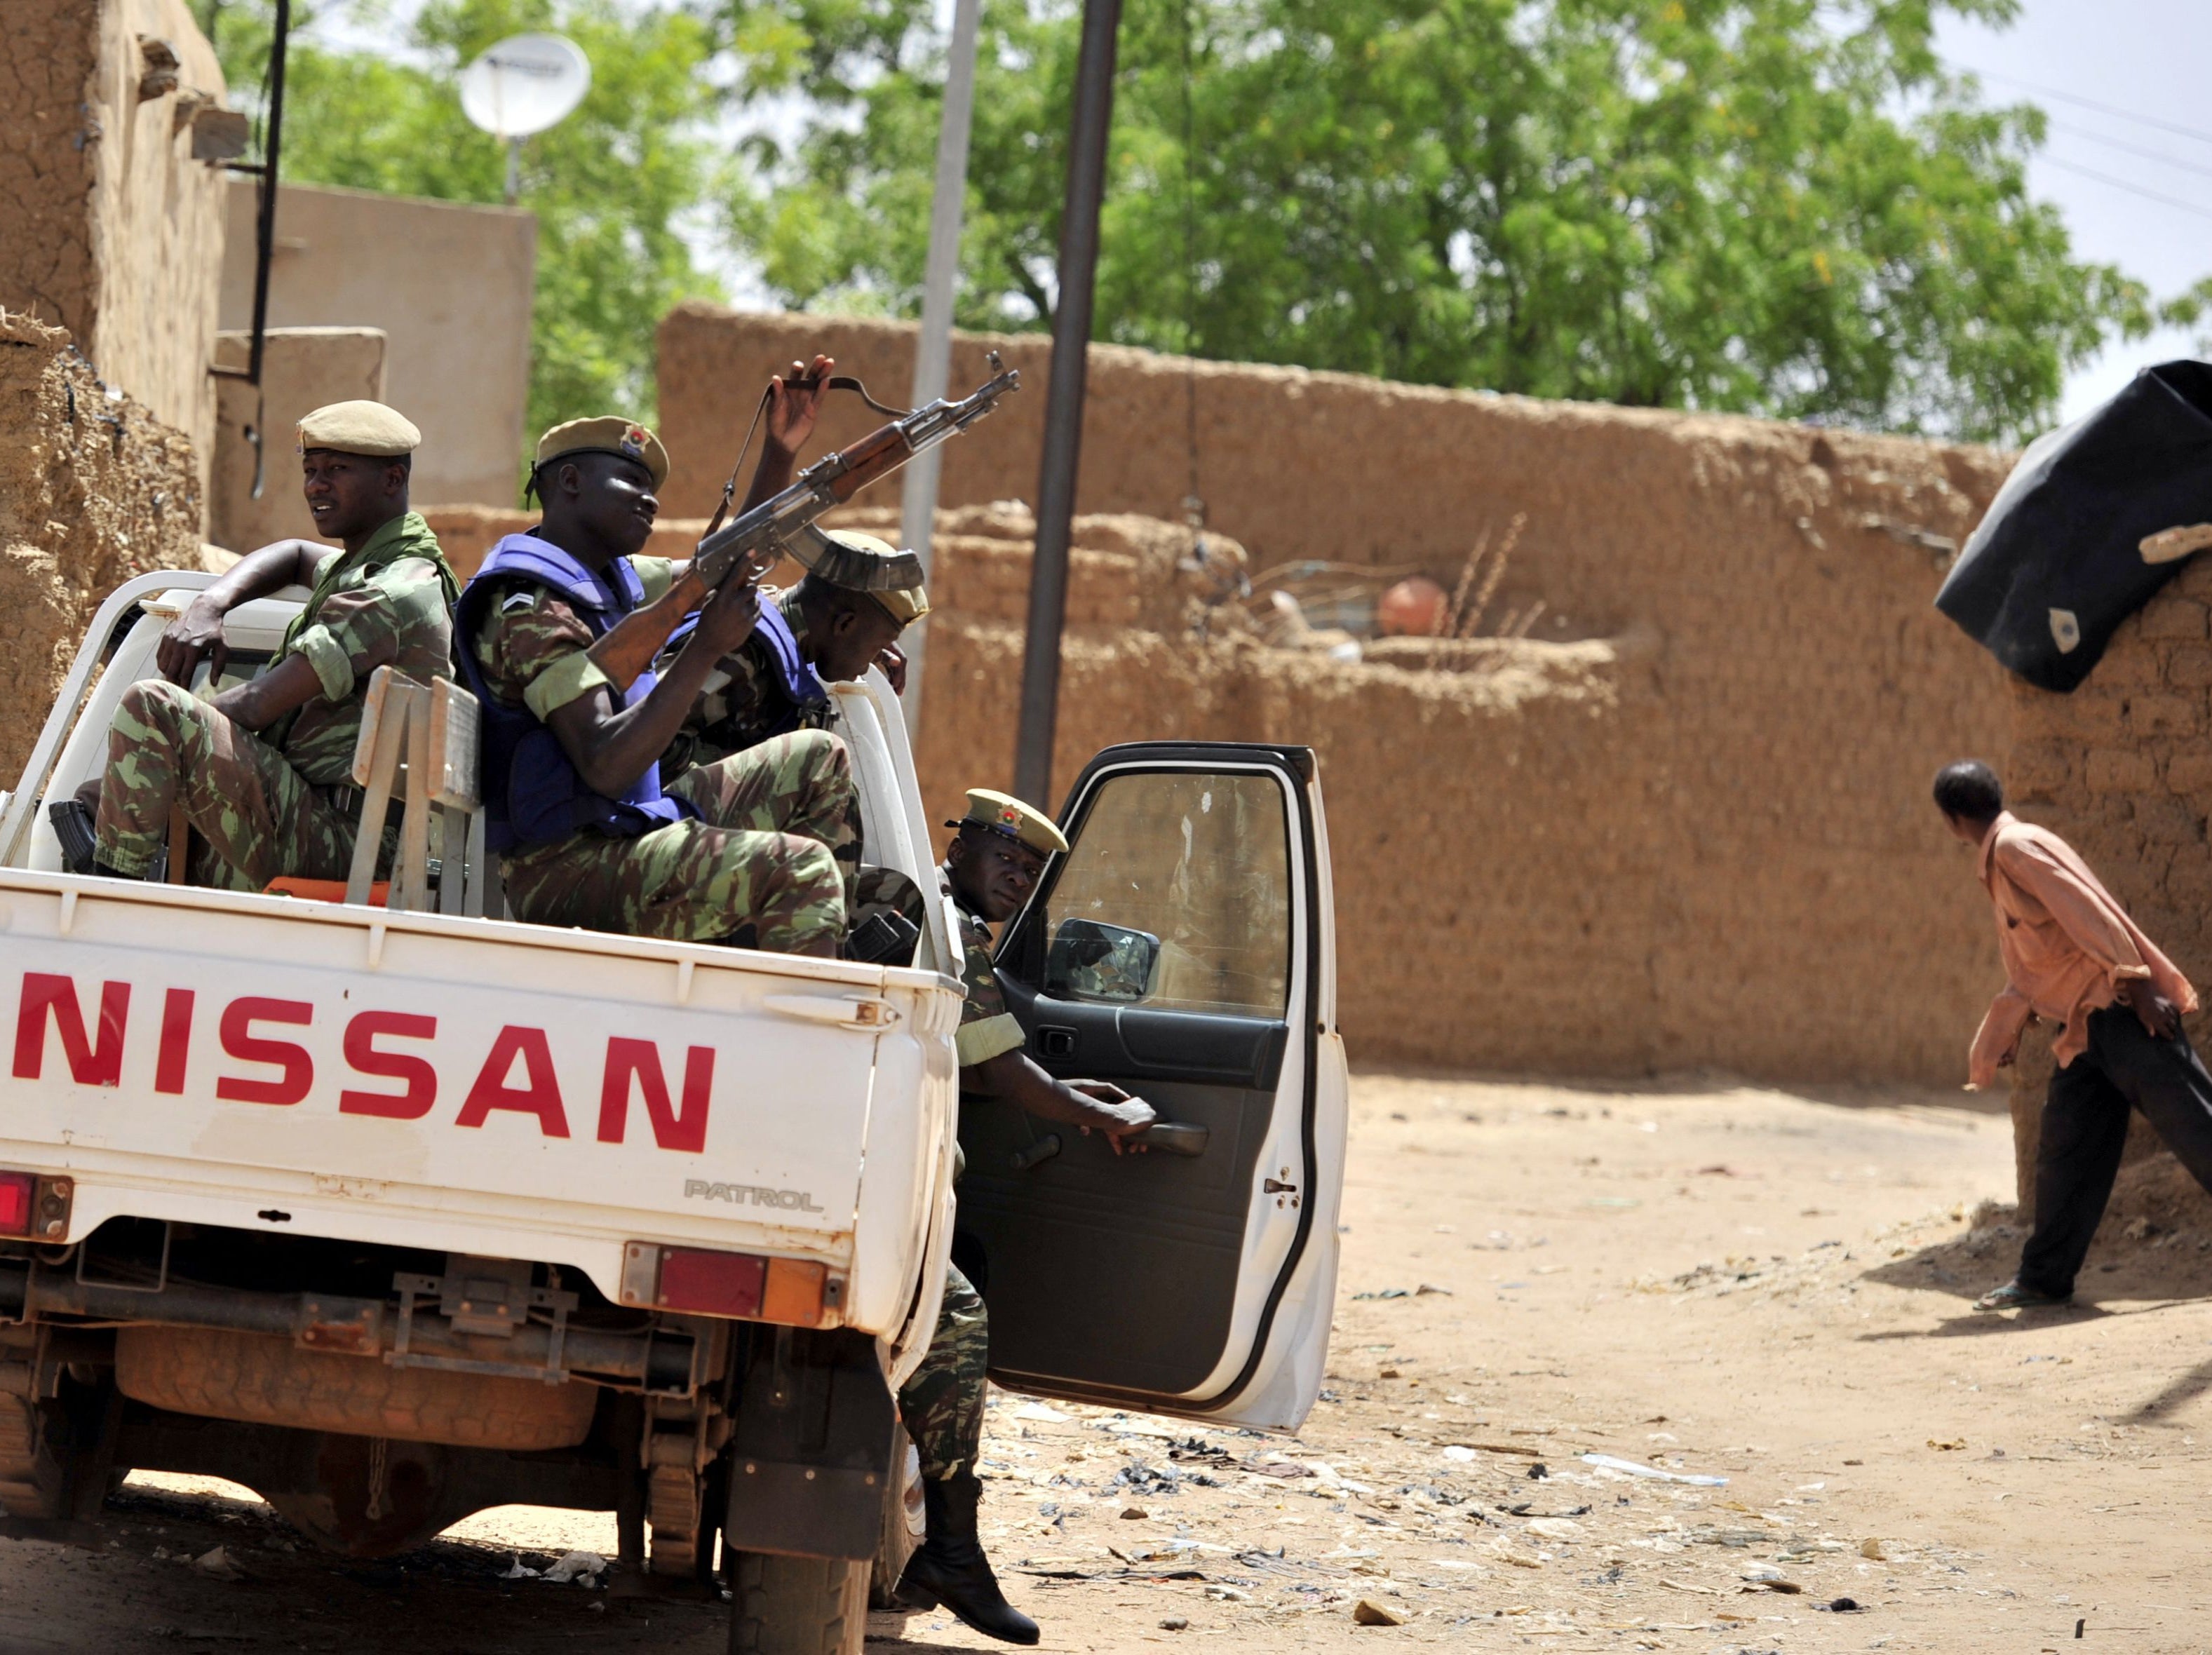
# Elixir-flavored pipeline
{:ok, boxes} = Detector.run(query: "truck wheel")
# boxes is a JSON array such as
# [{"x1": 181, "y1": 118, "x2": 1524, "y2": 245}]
[
  {"x1": 0, "y1": 1393, "x2": 70, "y2": 1520},
  {"x1": 867, "y1": 1428, "x2": 926, "y2": 1609},
  {"x1": 727, "y1": 1551, "x2": 868, "y2": 1655}
]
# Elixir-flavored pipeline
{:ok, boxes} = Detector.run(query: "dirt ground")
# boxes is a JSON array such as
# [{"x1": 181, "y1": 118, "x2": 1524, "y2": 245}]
[{"x1": 2, "y1": 1070, "x2": 2206, "y2": 1655}]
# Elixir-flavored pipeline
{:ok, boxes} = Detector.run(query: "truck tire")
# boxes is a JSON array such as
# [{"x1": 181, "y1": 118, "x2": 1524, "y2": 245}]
[
  {"x1": 866, "y1": 1428, "x2": 926, "y2": 1609},
  {"x1": 0, "y1": 1393, "x2": 69, "y2": 1520},
  {"x1": 727, "y1": 1551, "x2": 868, "y2": 1655}
]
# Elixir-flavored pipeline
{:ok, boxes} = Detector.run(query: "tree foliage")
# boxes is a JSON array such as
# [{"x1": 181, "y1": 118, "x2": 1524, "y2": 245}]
[
  {"x1": 714, "y1": 0, "x2": 2153, "y2": 443},
  {"x1": 189, "y1": 0, "x2": 720, "y2": 443}
]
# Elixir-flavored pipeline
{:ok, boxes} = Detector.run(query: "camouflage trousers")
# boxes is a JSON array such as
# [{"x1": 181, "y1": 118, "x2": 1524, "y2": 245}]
[
  {"x1": 93, "y1": 679, "x2": 362, "y2": 891},
  {"x1": 898, "y1": 1262, "x2": 987, "y2": 1482},
  {"x1": 501, "y1": 729, "x2": 856, "y2": 957}
]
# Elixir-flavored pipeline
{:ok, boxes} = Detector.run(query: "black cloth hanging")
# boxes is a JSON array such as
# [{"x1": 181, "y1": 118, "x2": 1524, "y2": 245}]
[{"x1": 1936, "y1": 360, "x2": 2212, "y2": 692}]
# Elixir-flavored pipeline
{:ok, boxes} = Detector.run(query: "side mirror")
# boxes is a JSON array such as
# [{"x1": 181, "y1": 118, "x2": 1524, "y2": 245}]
[{"x1": 1044, "y1": 918, "x2": 1161, "y2": 1004}]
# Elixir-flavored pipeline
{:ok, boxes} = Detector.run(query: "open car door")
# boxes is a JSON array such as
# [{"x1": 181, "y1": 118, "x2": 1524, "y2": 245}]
[{"x1": 957, "y1": 742, "x2": 1347, "y2": 1432}]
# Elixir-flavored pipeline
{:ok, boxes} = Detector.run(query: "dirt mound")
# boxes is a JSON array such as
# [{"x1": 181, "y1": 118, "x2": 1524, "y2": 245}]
[{"x1": 0, "y1": 309, "x2": 201, "y2": 781}]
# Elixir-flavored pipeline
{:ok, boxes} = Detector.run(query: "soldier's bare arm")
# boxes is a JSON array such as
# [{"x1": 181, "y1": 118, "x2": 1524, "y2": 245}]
[
  {"x1": 545, "y1": 580, "x2": 761, "y2": 797},
  {"x1": 961, "y1": 1051, "x2": 1158, "y2": 1154},
  {"x1": 736, "y1": 354, "x2": 835, "y2": 514},
  {"x1": 203, "y1": 652, "x2": 325, "y2": 734},
  {"x1": 161, "y1": 539, "x2": 336, "y2": 685}
]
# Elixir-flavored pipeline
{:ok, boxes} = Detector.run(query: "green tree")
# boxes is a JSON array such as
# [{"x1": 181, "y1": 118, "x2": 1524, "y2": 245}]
[
  {"x1": 715, "y1": 0, "x2": 2152, "y2": 443},
  {"x1": 189, "y1": 0, "x2": 720, "y2": 446}
]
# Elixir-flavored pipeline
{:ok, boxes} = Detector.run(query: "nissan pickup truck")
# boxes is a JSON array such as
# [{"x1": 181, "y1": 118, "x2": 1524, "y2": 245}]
[{"x1": 0, "y1": 568, "x2": 1347, "y2": 1653}]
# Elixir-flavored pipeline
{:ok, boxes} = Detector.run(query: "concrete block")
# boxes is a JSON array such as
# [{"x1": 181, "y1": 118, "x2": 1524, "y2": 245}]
[{"x1": 210, "y1": 327, "x2": 385, "y2": 551}]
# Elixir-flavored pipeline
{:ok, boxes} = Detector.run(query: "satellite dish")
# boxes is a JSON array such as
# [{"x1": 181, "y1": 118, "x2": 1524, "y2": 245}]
[{"x1": 459, "y1": 33, "x2": 591, "y2": 140}]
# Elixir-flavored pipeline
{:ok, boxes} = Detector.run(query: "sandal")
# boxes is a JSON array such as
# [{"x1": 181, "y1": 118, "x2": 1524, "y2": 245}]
[{"x1": 1972, "y1": 1279, "x2": 2071, "y2": 1312}]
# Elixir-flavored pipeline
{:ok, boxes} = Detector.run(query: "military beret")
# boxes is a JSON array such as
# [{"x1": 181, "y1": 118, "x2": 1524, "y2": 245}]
[
  {"x1": 534, "y1": 415, "x2": 670, "y2": 491},
  {"x1": 946, "y1": 788, "x2": 1068, "y2": 856},
  {"x1": 793, "y1": 527, "x2": 931, "y2": 627},
  {"x1": 297, "y1": 400, "x2": 419, "y2": 457}
]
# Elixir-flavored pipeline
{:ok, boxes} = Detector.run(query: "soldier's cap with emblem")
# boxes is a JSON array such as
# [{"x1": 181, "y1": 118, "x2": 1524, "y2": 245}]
[
  {"x1": 945, "y1": 788, "x2": 1068, "y2": 856},
  {"x1": 297, "y1": 400, "x2": 419, "y2": 458},
  {"x1": 793, "y1": 528, "x2": 931, "y2": 626},
  {"x1": 532, "y1": 415, "x2": 670, "y2": 491}
]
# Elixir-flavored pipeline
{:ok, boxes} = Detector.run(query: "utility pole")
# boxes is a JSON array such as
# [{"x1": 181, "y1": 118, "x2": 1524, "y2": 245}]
[
  {"x1": 897, "y1": 0, "x2": 983, "y2": 736},
  {"x1": 1013, "y1": 0, "x2": 1121, "y2": 808}
]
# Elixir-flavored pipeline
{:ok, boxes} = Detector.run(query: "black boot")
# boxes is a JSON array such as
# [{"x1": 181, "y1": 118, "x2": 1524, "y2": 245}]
[{"x1": 897, "y1": 1471, "x2": 1039, "y2": 1645}]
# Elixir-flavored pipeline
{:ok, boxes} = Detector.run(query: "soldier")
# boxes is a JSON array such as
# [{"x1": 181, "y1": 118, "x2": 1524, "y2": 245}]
[
  {"x1": 83, "y1": 400, "x2": 456, "y2": 889},
  {"x1": 662, "y1": 527, "x2": 926, "y2": 780},
  {"x1": 452, "y1": 399, "x2": 860, "y2": 954},
  {"x1": 893, "y1": 790, "x2": 1156, "y2": 1647}
]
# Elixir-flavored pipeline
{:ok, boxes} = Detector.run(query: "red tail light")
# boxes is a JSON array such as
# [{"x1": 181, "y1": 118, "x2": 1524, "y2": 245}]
[
  {"x1": 0, "y1": 1173, "x2": 71, "y2": 1241},
  {"x1": 620, "y1": 1244, "x2": 844, "y2": 1328}
]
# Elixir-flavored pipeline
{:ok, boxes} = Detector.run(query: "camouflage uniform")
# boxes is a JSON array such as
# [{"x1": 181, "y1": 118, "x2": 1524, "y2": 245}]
[
  {"x1": 894, "y1": 868, "x2": 1029, "y2": 1480},
  {"x1": 661, "y1": 586, "x2": 834, "y2": 779},
  {"x1": 470, "y1": 558, "x2": 853, "y2": 954},
  {"x1": 93, "y1": 512, "x2": 457, "y2": 889}
]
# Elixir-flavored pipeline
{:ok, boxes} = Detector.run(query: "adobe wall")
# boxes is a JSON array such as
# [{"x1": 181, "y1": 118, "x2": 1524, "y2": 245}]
[
  {"x1": 657, "y1": 310, "x2": 2015, "y2": 1084},
  {"x1": 220, "y1": 180, "x2": 537, "y2": 513},
  {"x1": 0, "y1": 0, "x2": 230, "y2": 506},
  {"x1": 0, "y1": 311, "x2": 203, "y2": 781},
  {"x1": 2003, "y1": 562, "x2": 2212, "y2": 1222}
]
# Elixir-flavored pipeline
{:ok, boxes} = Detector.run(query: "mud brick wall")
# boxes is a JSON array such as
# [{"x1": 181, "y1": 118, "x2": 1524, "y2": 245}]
[
  {"x1": 0, "y1": 309, "x2": 203, "y2": 781},
  {"x1": 0, "y1": 0, "x2": 230, "y2": 509},
  {"x1": 2004, "y1": 558, "x2": 2212, "y2": 1214}
]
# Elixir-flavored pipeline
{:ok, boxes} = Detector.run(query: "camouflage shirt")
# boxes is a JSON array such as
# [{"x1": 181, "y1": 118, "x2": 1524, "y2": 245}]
[
  {"x1": 467, "y1": 554, "x2": 677, "y2": 717},
  {"x1": 270, "y1": 511, "x2": 458, "y2": 785},
  {"x1": 942, "y1": 865, "x2": 1025, "y2": 1067},
  {"x1": 663, "y1": 588, "x2": 830, "y2": 778}
]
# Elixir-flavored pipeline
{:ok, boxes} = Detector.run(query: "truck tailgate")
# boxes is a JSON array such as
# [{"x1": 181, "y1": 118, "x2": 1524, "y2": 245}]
[{"x1": 0, "y1": 872, "x2": 962, "y2": 1332}]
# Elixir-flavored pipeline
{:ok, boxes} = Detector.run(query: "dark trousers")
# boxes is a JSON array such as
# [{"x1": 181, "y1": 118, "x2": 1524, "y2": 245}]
[{"x1": 2018, "y1": 1006, "x2": 2212, "y2": 1296}]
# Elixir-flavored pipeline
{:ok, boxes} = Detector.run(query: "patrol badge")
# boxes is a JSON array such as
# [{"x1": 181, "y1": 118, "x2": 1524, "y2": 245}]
[
  {"x1": 998, "y1": 804, "x2": 1021, "y2": 829},
  {"x1": 621, "y1": 424, "x2": 649, "y2": 457}
]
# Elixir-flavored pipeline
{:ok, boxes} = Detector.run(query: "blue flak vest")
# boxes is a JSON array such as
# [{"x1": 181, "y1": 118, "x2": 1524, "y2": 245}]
[
  {"x1": 664, "y1": 592, "x2": 831, "y2": 740},
  {"x1": 453, "y1": 534, "x2": 692, "y2": 853}
]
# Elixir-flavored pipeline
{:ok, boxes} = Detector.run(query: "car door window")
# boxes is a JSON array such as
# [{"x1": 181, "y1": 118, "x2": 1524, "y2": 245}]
[{"x1": 1039, "y1": 771, "x2": 1290, "y2": 1017}]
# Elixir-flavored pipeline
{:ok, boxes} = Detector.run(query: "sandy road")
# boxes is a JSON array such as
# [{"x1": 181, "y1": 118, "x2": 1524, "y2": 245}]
[{"x1": 1, "y1": 1071, "x2": 2206, "y2": 1654}]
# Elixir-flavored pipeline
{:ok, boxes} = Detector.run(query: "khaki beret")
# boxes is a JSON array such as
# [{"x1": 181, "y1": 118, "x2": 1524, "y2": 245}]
[
  {"x1": 946, "y1": 787, "x2": 1068, "y2": 856},
  {"x1": 297, "y1": 400, "x2": 419, "y2": 457},
  {"x1": 793, "y1": 528, "x2": 931, "y2": 627},
  {"x1": 534, "y1": 416, "x2": 669, "y2": 491}
]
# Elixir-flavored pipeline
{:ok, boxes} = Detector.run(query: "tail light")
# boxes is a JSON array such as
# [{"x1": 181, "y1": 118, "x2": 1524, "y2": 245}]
[
  {"x1": 0, "y1": 1173, "x2": 72, "y2": 1241},
  {"x1": 620, "y1": 1243, "x2": 844, "y2": 1328}
]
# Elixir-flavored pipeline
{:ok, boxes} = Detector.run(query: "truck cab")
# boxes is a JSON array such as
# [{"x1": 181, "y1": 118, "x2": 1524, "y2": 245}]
[{"x1": 0, "y1": 569, "x2": 1347, "y2": 1652}]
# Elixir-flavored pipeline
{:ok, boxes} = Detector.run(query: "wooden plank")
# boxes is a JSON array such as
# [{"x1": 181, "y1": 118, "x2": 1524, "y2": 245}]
[{"x1": 425, "y1": 677, "x2": 483, "y2": 810}]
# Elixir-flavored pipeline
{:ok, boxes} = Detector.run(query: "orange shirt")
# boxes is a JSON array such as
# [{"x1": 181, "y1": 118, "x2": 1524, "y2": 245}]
[{"x1": 1968, "y1": 811, "x2": 2198, "y2": 1088}]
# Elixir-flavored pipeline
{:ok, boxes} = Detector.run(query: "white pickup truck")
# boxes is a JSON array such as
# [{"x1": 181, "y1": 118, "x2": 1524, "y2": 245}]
[{"x1": 0, "y1": 569, "x2": 1347, "y2": 1651}]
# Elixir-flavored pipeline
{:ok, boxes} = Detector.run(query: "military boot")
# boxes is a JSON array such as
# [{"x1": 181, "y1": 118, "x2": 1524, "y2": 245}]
[{"x1": 896, "y1": 1471, "x2": 1039, "y2": 1645}]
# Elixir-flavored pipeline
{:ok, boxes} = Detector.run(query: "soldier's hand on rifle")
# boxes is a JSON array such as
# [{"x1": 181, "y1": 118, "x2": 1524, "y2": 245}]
[
  {"x1": 694, "y1": 580, "x2": 762, "y2": 657},
  {"x1": 764, "y1": 354, "x2": 836, "y2": 459},
  {"x1": 158, "y1": 594, "x2": 231, "y2": 687}
]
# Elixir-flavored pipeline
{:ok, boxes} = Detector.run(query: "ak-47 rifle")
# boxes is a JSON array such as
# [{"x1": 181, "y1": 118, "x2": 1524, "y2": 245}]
[{"x1": 586, "y1": 353, "x2": 1022, "y2": 693}]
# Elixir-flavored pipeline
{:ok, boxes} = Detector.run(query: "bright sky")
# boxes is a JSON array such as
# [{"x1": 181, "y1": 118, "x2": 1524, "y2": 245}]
[
  {"x1": 311, "y1": 1, "x2": 2207, "y2": 432},
  {"x1": 1936, "y1": 1, "x2": 2212, "y2": 424}
]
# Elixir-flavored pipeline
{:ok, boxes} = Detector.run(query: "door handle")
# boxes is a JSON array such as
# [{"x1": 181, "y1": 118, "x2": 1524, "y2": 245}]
[
  {"x1": 1145, "y1": 1122, "x2": 1209, "y2": 1158},
  {"x1": 760, "y1": 994, "x2": 901, "y2": 1031},
  {"x1": 1036, "y1": 1025, "x2": 1077, "y2": 1059}
]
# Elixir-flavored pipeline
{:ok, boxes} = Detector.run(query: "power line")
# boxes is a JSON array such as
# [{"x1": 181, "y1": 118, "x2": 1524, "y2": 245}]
[
  {"x1": 2047, "y1": 119, "x2": 2212, "y2": 184},
  {"x1": 1975, "y1": 68, "x2": 2212, "y2": 151},
  {"x1": 2036, "y1": 154, "x2": 2212, "y2": 224}
]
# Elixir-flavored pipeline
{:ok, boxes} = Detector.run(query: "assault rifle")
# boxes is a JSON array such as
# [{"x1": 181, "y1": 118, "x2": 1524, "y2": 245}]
[{"x1": 586, "y1": 353, "x2": 1022, "y2": 692}]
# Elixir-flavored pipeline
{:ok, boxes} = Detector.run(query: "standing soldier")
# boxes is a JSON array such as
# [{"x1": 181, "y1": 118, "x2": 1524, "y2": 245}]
[
  {"x1": 891, "y1": 790, "x2": 1156, "y2": 1647},
  {"x1": 452, "y1": 398, "x2": 859, "y2": 954},
  {"x1": 83, "y1": 400, "x2": 456, "y2": 889}
]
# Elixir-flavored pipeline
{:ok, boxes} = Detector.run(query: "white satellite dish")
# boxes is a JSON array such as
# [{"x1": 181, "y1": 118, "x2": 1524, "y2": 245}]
[{"x1": 459, "y1": 34, "x2": 591, "y2": 202}]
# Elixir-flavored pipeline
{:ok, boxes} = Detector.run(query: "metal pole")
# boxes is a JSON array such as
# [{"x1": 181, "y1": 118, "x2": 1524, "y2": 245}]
[
  {"x1": 898, "y1": 0, "x2": 983, "y2": 736},
  {"x1": 247, "y1": 0, "x2": 290, "y2": 391},
  {"x1": 1013, "y1": 0, "x2": 1120, "y2": 808}
]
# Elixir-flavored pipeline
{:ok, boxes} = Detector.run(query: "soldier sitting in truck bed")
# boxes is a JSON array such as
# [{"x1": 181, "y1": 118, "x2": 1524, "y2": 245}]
[
  {"x1": 77, "y1": 400, "x2": 457, "y2": 889},
  {"x1": 452, "y1": 398, "x2": 861, "y2": 955}
]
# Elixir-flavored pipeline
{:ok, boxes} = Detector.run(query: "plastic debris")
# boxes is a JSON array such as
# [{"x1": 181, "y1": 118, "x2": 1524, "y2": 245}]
[
  {"x1": 1013, "y1": 1402, "x2": 1072, "y2": 1423},
  {"x1": 542, "y1": 1550, "x2": 606, "y2": 1586},
  {"x1": 502, "y1": 1553, "x2": 539, "y2": 1579},
  {"x1": 1441, "y1": 1445, "x2": 1478, "y2": 1464},
  {"x1": 1352, "y1": 1598, "x2": 1407, "y2": 1626},
  {"x1": 1525, "y1": 1518, "x2": 1583, "y2": 1540},
  {"x1": 1579, "y1": 1452, "x2": 1727, "y2": 1486}
]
